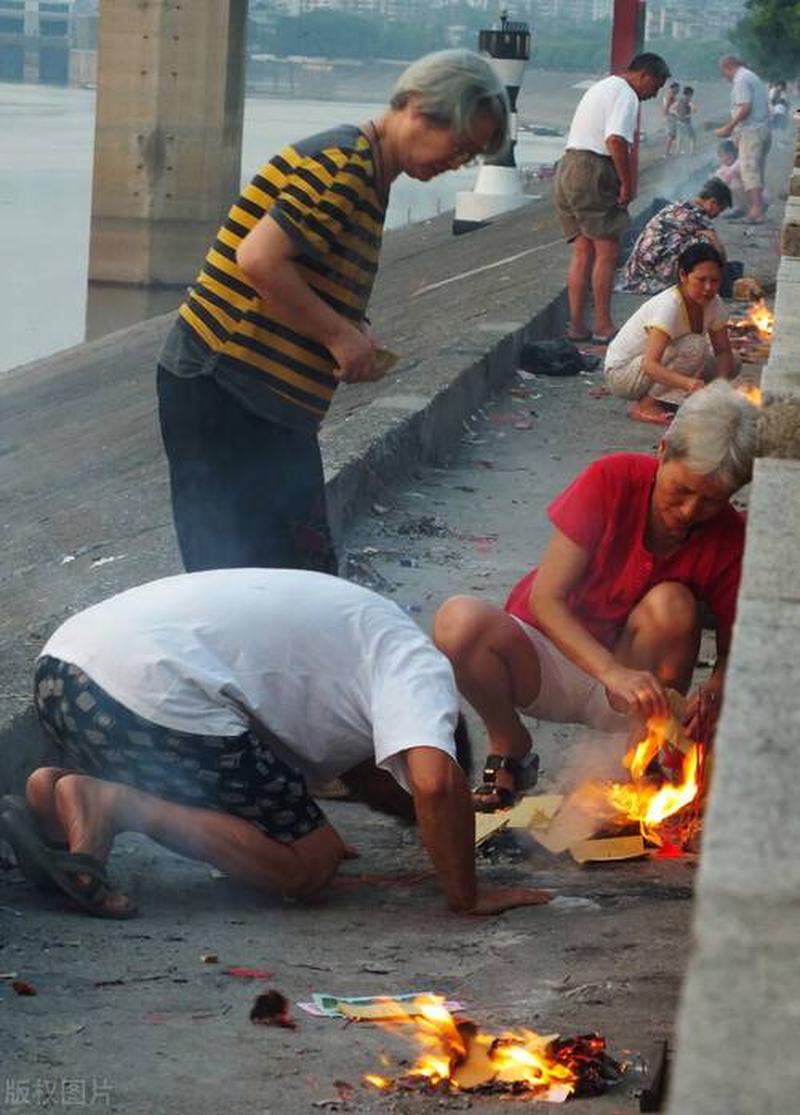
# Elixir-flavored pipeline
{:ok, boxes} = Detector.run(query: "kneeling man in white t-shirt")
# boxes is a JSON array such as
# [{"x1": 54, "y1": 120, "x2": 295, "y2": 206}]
[{"x1": 2, "y1": 570, "x2": 550, "y2": 920}]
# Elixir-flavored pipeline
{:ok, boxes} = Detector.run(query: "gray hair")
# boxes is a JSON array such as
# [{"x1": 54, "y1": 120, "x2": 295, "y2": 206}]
[
  {"x1": 390, "y1": 49, "x2": 510, "y2": 155},
  {"x1": 663, "y1": 380, "x2": 758, "y2": 491}
]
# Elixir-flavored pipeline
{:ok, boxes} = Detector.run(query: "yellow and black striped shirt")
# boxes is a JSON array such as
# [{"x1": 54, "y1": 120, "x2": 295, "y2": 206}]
[{"x1": 178, "y1": 125, "x2": 386, "y2": 428}]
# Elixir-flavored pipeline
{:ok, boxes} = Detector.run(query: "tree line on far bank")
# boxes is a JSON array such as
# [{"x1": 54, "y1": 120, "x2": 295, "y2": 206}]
[
  {"x1": 248, "y1": 0, "x2": 796, "y2": 83},
  {"x1": 249, "y1": 9, "x2": 730, "y2": 79}
]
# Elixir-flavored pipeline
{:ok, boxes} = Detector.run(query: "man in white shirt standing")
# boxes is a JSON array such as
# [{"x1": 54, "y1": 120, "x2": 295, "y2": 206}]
[
  {"x1": 0, "y1": 570, "x2": 550, "y2": 920},
  {"x1": 716, "y1": 55, "x2": 772, "y2": 224},
  {"x1": 556, "y1": 53, "x2": 670, "y2": 345}
]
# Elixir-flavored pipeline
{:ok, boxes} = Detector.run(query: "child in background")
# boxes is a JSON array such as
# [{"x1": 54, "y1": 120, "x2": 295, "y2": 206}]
[
  {"x1": 662, "y1": 80, "x2": 680, "y2": 157},
  {"x1": 714, "y1": 140, "x2": 766, "y2": 219},
  {"x1": 770, "y1": 81, "x2": 789, "y2": 143},
  {"x1": 674, "y1": 86, "x2": 696, "y2": 155}
]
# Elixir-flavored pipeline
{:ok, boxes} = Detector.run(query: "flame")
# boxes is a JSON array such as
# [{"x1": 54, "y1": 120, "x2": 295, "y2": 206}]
[
  {"x1": 604, "y1": 716, "x2": 702, "y2": 848},
  {"x1": 736, "y1": 383, "x2": 763, "y2": 406},
  {"x1": 363, "y1": 996, "x2": 579, "y2": 1098},
  {"x1": 747, "y1": 299, "x2": 774, "y2": 339}
]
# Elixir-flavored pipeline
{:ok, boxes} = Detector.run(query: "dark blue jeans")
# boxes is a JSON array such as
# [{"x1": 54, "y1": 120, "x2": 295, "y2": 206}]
[{"x1": 157, "y1": 366, "x2": 337, "y2": 573}]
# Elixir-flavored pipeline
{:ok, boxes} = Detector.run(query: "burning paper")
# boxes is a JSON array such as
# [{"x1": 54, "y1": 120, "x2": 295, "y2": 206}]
[
  {"x1": 727, "y1": 299, "x2": 774, "y2": 365},
  {"x1": 536, "y1": 709, "x2": 706, "y2": 860},
  {"x1": 363, "y1": 996, "x2": 622, "y2": 1102}
]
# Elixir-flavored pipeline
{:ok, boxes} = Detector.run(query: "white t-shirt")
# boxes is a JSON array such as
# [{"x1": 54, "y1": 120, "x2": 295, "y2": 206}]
[
  {"x1": 40, "y1": 569, "x2": 459, "y2": 792},
  {"x1": 731, "y1": 66, "x2": 770, "y2": 130},
  {"x1": 605, "y1": 286, "x2": 728, "y2": 370},
  {"x1": 565, "y1": 75, "x2": 639, "y2": 155}
]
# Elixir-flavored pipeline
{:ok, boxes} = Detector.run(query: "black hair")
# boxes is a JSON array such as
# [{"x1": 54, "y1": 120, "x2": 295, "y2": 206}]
[
  {"x1": 717, "y1": 139, "x2": 737, "y2": 158},
  {"x1": 628, "y1": 52, "x2": 671, "y2": 80},
  {"x1": 338, "y1": 712, "x2": 474, "y2": 825},
  {"x1": 677, "y1": 241, "x2": 724, "y2": 277},
  {"x1": 669, "y1": 81, "x2": 680, "y2": 91},
  {"x1": 683, "y1": 85, "x2": 694, "y2": 95},
  {"x1": 698, "y1": 177, "x2": 733, "y2": 210}
]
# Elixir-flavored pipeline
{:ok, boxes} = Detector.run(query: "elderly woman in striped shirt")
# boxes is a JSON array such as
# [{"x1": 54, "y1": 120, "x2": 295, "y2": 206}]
[{"x1": 156, "y1": 50, "x2": 509, "y2": 574}]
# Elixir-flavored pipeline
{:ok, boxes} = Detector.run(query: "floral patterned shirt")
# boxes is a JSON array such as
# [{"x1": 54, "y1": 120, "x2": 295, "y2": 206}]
[{"x1": 622, "y1": 200, "x2": 714, "y2": 295}]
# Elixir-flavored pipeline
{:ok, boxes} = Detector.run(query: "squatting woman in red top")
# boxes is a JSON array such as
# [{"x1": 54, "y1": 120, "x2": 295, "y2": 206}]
[{"x1": 434, "y1": 380, "x2": 758, "y2": 811}]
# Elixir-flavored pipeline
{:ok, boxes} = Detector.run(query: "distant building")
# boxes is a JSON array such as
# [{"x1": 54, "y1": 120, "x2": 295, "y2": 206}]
[
  {"x1": 645, "y1": 0, "x2": 747, "y2": 40},
  {"x1": 0, "y1": 0, "x2": 70, "y2": 83},
  {"x1": 0, "y1": 0, "x2": 97, "y2": 85}
]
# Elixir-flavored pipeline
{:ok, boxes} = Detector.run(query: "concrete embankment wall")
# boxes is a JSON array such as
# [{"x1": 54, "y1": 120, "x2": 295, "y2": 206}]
[{"x1": 667, "y1": 127, "x2": 800, "y2": 1114}]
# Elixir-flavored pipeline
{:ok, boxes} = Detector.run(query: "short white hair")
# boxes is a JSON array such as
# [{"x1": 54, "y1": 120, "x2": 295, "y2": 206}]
[
  {"x1": 663, "y1": 380, "x2": 758, "y2": 491},
  {"x1": 390, "y1": 49, "x2": 509, "y2": 155}
]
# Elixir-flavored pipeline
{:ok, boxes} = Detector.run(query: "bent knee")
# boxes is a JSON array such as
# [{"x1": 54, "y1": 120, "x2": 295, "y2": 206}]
[
  {"x1": 433, "y1": 595, "x2": 491, "y2": 657},
  {"x1": 636, "y1": 582, "x2": 699, "y2": 635}
]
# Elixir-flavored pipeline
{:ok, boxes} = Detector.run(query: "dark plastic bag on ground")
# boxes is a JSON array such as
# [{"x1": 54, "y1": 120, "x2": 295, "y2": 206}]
[{"x1": 519, "y1": 339, "x2": 590, "y2": 377}]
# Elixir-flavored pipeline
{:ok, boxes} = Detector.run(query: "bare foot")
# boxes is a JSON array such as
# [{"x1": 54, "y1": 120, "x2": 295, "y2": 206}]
[
  {"x1": 26, "y1": 767, "x2": 71, "y2": 844},
  {"x1": 53, "y1": 773, "x2": 120, "y2": 860},
  {"x1": 53, "y1": 774, "x2": 133, "y2": 916},
  {"x1": 629, "y1": 400, "x2": 672, "y2": 426}
]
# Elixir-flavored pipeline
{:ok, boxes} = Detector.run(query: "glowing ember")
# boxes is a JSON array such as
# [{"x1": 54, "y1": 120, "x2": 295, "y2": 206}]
[
  {"x1": 363, "y1": 996, "x2": 621, "y2": 1101},
  {"x1": 603, "y1": 716, "x2": 704, "y2": 849}
]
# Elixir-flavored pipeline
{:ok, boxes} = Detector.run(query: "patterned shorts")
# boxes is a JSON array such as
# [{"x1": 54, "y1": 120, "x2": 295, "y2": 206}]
[{"x1": 33, "y1": 656, "x2": 325, "y2": 844}]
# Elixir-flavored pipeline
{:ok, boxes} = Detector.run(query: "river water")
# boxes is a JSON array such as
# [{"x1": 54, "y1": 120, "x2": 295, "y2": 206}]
[{"x1": 0, "y1": 82, "x2": 563, "y2": 373}]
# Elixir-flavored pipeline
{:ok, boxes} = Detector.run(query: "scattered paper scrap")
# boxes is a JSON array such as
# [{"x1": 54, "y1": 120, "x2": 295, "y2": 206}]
[
  {"x1": 90, "y1": 554, "x2": 127, "y2": 569},
  {"x1": 297, "y1": 993, "x2": 464, "y2": 1020},
  {"x1": 474, "y1": 793, "x2": 564, "y2": 848},
  {"x1": 570, "y1": 835, "x2": 646, "y2": 865}
]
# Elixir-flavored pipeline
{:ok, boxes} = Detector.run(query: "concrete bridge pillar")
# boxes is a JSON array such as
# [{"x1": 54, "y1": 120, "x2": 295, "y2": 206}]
[{"x1": 88, "y1": 0, "x2": 247, "y2": 287}]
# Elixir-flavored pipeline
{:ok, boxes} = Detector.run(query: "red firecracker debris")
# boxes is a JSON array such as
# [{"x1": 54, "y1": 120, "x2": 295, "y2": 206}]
[
  {"x1": 12, "y1": 980, "x2": 37, "y2": 997},
  {"x1": 224, "y1": 967, "x2": 274, "y2": 980}
]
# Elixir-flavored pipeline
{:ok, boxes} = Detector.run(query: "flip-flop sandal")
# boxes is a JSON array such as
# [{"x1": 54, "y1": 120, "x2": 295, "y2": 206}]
[
  {"x1": 0, "y1": 802, "x2": 137, "y2": 919},
  {"x1": 591, "y1": 331, "x2": 619, "y2": 345},
  {"x1": 473, "y1": 751, "x2": 540, "y2": 814},
  {"x1": 566, "y1": 330, "x2": 592, "y2": 343},
  {"x1": 0, "y1": 795, "x2": 68, "y2": 890}
]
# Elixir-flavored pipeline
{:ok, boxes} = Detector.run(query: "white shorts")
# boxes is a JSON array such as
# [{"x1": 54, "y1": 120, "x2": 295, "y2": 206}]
[{"x1": 512, "y1": 618, "x2": 629, "y2": 733}]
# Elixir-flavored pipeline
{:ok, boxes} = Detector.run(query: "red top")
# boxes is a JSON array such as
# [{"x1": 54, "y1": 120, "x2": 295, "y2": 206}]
[{"x1": 505, "y1": 453, "x2": 745, "y2": 649}]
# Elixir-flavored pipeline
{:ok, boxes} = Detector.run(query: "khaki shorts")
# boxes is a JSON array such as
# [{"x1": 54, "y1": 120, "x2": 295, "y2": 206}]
[
  {"x1": 737, "y1": 126, "x2": 772, "y2": 191},
  {"x1": 555, "y1": 149, "x2": 631, "y2": 242},
  {"x1": 512, "y1": 618, "x2": 629, "y2": 733},
  {"x1": 605, "y1": 334, "x2": 715, "y2": 403}
]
